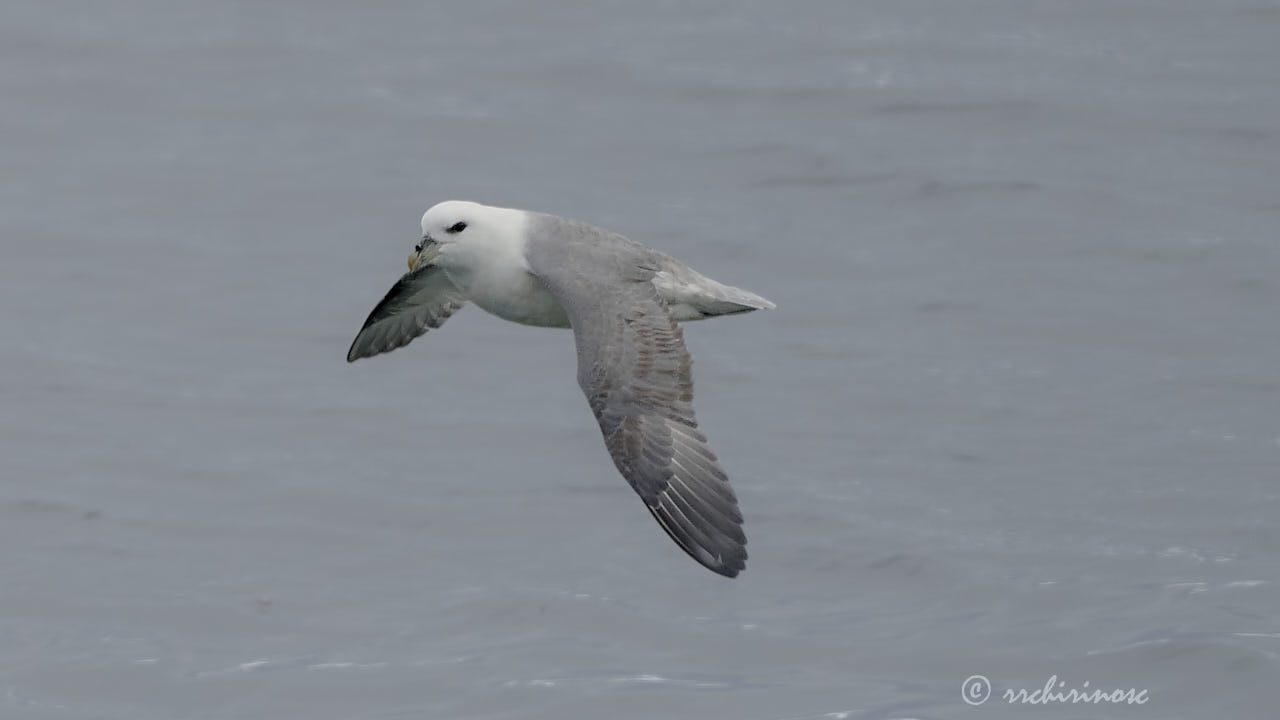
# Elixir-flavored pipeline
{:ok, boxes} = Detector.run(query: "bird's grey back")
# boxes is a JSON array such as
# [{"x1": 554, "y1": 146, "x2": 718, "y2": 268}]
[{"x1": 523, "y1": 212, "x2": 671, "y2": 285}]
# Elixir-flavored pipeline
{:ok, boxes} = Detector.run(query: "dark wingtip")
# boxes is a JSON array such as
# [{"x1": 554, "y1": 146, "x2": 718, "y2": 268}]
[
  {"x1": 710, "y1": 554, "x2": 746, "y2": 578},
  {"x1": 684, "y1": 542, "x2": 747, "y2": 578},
  {"x1": 345, "y1": 341, "x2": 364, "y2": 363},
  {"x1": 688, "y1": 525, "x2": 747, "y2": 579},
  {"x1": 647, "y1": 504, "x2": 747, "y2": 578}
]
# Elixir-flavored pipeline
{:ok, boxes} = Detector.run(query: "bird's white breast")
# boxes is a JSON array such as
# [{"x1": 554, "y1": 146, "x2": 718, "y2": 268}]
[{"x1": 437, "y1": 209, "x2": 571, "y2": 328}]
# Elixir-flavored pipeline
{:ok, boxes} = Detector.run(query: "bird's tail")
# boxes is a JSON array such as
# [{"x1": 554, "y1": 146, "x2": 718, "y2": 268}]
[{"x1": 656, "y1": 267, "x2": 775, "y2": 321}]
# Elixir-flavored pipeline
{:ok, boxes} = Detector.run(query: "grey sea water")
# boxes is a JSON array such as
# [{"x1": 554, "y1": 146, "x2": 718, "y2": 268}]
[{"x1": 2, "y1": 1, "x2": 1278, "y2": 718}]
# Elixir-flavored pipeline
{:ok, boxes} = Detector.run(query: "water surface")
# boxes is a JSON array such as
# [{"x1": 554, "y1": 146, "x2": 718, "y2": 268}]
[{"x1": 2, "y1": 1, "x2": 1278, "y2": 718}]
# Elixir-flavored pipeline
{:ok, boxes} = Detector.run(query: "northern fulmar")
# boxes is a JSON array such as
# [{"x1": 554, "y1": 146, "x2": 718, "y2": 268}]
[{"x1": 348, "y1": 201, "x2": 774, "y2": 577}]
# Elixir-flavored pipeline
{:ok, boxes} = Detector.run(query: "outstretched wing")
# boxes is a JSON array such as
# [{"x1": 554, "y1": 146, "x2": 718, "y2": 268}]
[
  {"x1": 526, "y1": 226, "x2": 747, "y2": 577},
  {"x1": 347, "y1": 265, "x2": 466, "y2": 362}
]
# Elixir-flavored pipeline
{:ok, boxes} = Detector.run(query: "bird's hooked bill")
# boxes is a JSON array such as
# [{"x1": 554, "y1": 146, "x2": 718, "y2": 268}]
[{"x1": 407, "y1": 235, "x2": 439, "y2": 271}]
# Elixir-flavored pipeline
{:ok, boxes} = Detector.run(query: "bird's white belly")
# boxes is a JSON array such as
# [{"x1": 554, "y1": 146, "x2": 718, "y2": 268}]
[{"x1": 443, "y1": 262, "x2": 570, "y2": 328}]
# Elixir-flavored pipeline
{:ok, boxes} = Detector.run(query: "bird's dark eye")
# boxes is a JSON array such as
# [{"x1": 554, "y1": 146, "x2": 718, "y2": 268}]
[{"x1": 446, "y1": 221, "x2": 467, "y2": 234}]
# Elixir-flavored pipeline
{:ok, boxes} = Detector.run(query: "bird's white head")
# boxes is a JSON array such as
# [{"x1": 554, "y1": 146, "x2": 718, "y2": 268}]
[{"x1": 409, "y1": 200, "x2": 527, "y2": 272}]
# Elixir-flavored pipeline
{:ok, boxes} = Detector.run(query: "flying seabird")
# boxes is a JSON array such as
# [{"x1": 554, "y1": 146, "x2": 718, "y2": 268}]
[{"x1": 347, "y1": 201, "x2": 774, "y2": 577}]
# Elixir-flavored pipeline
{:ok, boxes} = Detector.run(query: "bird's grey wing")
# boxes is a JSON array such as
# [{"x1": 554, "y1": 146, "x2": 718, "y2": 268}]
[
  {"x1": 526, "y1": 232, "x2": 747, "y2": 577},
  {"x1": 347, "y1": 264, "x2": 466, "y2": 362}
]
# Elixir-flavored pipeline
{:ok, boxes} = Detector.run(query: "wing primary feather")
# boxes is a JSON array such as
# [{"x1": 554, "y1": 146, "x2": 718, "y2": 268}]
[{"x1": 346, "y1": 264, "x2": 465, "y2": 362}]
